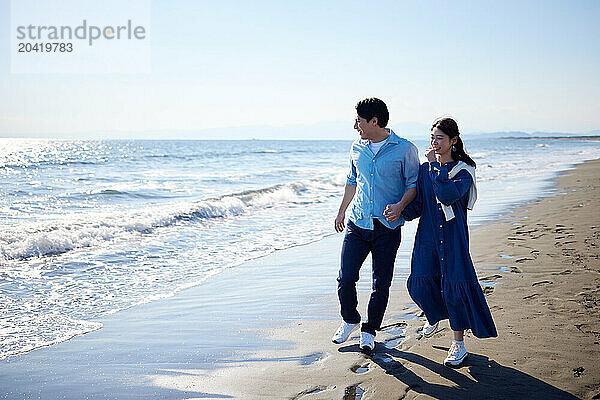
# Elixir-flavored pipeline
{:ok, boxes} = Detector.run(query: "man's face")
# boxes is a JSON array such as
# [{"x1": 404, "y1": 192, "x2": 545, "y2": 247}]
[{"x1": 354, "y1": 115, "x2": 372, "y2": 140}]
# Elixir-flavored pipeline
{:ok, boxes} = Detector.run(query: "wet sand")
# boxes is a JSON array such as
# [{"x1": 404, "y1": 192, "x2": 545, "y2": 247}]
[{"x1": 158, "y1": 159, "x2": 600, "y2": 399}]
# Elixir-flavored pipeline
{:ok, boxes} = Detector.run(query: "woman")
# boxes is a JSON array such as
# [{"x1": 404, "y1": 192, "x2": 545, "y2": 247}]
[{"x1": 402, "y1": 117, "x2": 497, "y2": 367}]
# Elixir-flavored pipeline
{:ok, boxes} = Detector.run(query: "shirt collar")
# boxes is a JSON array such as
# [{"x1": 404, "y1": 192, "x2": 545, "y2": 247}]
[
  {"x1": 386, "y1": 129, "x2": 400, "y2": 144},
  {"x1": 358, "y1": 129, "x2": 400, "y2": 147}
]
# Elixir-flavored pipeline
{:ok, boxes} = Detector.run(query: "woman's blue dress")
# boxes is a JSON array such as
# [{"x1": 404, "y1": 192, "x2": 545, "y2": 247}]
[{"x1": 402, "y1": 161, "x2": 497, "y2": 338}]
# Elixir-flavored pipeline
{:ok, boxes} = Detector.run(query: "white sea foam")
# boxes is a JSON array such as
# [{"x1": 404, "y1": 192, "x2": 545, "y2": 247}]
[
  {"x1": 0, "y1": 178, "x2": 342, "y2": 262},
  {"x1": 0, "y1": 312, "x2": 102, "y2": 360},
  {"x1": 471, "y1": 151, "x2": 493, "y2": 159}
]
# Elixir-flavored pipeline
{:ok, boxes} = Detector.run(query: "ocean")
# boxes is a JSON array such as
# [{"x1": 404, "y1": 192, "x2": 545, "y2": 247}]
[{"x1": 1, "y1": 136, "x2": 599, "y2": 360}]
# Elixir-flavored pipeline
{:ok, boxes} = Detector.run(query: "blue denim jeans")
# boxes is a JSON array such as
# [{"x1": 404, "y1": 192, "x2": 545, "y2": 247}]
[{"x1": 337, "y1": 219, "x2": 402, "y2": 335}]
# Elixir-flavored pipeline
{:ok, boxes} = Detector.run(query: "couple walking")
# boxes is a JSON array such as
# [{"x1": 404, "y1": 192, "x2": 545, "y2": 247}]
[{"x1": 332, "y1": 97, "x2": 497, "y2": 367}]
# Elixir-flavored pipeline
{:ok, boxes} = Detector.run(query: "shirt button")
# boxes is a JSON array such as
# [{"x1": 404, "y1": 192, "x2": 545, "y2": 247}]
[
  {"x1": 440, "y1": 240, "x2": 443, "y2": 243},
  {"x1": 441, "y1": 257, "x2": 444, "y2": 261},
  {"x1": 439, "y1": 225, "x2": 443, "y2": 228}
]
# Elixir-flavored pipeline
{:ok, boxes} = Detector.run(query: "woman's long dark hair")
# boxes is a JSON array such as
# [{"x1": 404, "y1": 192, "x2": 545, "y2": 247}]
[{"x1": 431, "y1": 117, "x2": 476, "y2": 167}]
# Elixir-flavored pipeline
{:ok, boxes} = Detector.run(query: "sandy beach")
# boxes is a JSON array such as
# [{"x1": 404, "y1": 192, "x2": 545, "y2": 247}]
[
  {"x1": 149, "y1": 159, "x2": 600, "y2": 399},
  {"x1": 1, "y1": 158, "x2": 599, "y2": 399}
]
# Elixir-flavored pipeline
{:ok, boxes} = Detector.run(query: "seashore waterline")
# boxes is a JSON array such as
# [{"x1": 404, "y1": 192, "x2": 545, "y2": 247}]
[
  {"x1": 0, "y1": 234, "x2": 377, "y2": 398},
  {"x1": 1, "y1": 137, "x2": 600, "y2": 398}
]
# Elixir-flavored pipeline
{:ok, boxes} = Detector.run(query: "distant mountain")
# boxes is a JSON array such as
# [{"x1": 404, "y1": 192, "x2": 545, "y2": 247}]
[
  {"x1": 392, "y1": 127, "x2": 600, "y2": 140},
  {"x1": 462, "y1": 130, "x2": 600, "y2": 139},
  {"x1": 464, "y1": 131, "x2": 531, "y2": 138},
  {"x1": 2, "y1": 124, "x2": 598, "y2": 140}
]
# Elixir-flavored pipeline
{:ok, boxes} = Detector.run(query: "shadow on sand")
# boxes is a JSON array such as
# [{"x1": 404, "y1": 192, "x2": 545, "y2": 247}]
[{"x1": 339, "y1": 344, "x2": 579, "y2": 400}]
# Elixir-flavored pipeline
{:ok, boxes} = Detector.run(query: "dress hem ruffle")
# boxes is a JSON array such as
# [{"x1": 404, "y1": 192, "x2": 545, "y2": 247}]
[{"x1": 407, "y1": 275, "x2": 498, "y2": 339}]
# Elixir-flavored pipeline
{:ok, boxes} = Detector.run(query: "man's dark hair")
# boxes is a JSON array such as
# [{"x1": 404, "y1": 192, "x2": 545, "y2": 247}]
[{"x1": 355, "y1": 98, "x2": 389, "y2": 128}]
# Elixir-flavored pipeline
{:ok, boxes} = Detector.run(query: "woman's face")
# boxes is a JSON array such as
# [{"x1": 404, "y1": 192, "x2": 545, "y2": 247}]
[{"x1": 430, "y1": 127, "x2": 457, "y2": 156}]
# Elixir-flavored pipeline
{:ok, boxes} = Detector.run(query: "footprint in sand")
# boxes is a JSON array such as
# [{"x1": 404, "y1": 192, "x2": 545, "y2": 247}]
[
  {"x1": 344, "y1": 385, "x2": 365, "y2": 400},
  {"x1": 482, "y1": 285, "x2": 495, "y2": 295},
  {"x1": 384, "y1": 337, "x2": 404, "y2": 349},
  {"x1": 552, "y1": 269, "x2": 572, "y2": 275},
  {"x1": 480, "y1": 274, "x2": 502, "y2": 281},
  {"x1": 380, "y1": 322, "x2": 407, "y2": 337},
  {"x1": 395, "y1": 311, "x2": 420, "y2": 321},
  {"x1": 350, "y1": 363, "x2": 370, "y2": 374},
  {"x1": 553, "y1": 227, "x2": 573, "y2": 234},
  {"x1": 292, "y1": 386, "x2": 329, "y2": 399},
  {"x1": 515, "y1": 257, "x2": 534, "y2": 263},
  {"x1": 299, "y1": 352, "x2": 326, "y2": 365},
  {"x1": 532, "y1": 280, "x2": 553, "y2": 287},
  {"x1": 499, "y1": 266, "x2": 522, "y2": 273}
]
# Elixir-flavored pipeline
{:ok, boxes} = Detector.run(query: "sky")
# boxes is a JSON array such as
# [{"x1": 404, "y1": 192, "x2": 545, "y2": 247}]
[{"x1": 1, "y1": 0, "x2": 599, "y2": 139}]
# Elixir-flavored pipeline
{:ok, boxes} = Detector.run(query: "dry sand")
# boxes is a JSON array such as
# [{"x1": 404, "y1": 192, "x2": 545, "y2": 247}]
[{"x1": 153, "y1": 159, "x2": 600, "y2": 400}]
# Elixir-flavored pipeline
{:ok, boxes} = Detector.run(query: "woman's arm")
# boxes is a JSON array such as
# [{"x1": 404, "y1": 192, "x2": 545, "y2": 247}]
[{"x1": 428, "y1": 163, "x2": 473, "y2": 206}]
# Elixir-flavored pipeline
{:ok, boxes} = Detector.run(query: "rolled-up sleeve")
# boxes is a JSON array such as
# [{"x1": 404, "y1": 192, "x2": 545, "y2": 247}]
[
  {"x1": 346, "y1": 152, "x2": 357, "y2": 186},
  {"x1": 401, "y1": 165, "x2": 423, "y2": 221},
  {"x1": 403, "y1": 144, "x2": 420, "y2": 189}
]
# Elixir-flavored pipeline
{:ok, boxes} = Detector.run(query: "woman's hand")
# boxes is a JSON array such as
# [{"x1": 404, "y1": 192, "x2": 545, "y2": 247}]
[
  {"x1": 383, "y1": 203, "x2": 403, "y2": 223},
  {"x1": 425, "y1": 146, "x2": 439, "y2": 163}
]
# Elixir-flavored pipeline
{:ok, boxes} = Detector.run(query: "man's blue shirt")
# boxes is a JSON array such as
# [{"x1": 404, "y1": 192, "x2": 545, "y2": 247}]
[{"x1": 346, "y1": 130, "x2": 420, "y2": 230}]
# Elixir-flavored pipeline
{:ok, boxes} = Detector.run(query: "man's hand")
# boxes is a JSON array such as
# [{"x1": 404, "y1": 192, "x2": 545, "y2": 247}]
[
  {"x1": 335, "y1": 184, "x2": 356, "y2": 233},
  {"x1": 335, "y1": 212, "x2": 346, "y2": 233},
  {"x1": 383, "y1": 202, "x2": 403, "y2": 223}
]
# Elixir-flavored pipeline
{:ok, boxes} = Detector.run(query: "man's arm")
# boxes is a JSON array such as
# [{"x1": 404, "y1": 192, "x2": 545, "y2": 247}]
[
  {"x1": 335, "y1": 184, "x2": 357, "y2": 232},
  {"x1": 384, "y1": 143, "x2": 420, "y2": 223},
  {"x1": 383, "y1": 187, "x2": 417, "y2": 223}
]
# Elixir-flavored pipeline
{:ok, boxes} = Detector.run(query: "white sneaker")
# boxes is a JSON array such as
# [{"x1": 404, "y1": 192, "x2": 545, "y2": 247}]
[
  {"x1": 422, "y1": 321, "x2": 439, "y2": 338},
  {"x1": 359, "y1": 332, "x2": 375, "y2": 352},
  {"x1": 444, "y1": 341, "x2": 468, "y2": 367},
  {"x1": 331, "y1": 321, "x2": 360, "y2": 344}
]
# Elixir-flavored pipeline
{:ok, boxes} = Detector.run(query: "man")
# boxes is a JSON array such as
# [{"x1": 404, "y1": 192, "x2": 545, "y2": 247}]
[{"x1": 333, "y1": 97, "x2": 419, "y2": 352}]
